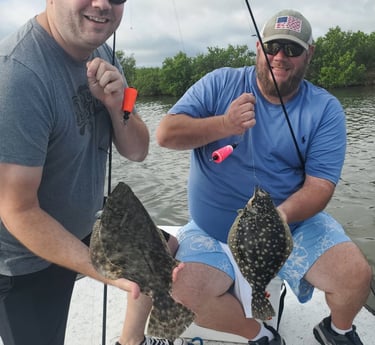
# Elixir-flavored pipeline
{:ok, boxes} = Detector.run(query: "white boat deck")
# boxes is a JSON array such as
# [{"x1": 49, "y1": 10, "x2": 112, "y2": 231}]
[
  {"x1": 62, "y1": 276, "x2": 374, "y2": 345},
  {"x1": 1, "y1": 226, "x2": 373, "y2": 345},
  {"x1": 62, "y1": 226, "x2": 374, "y2": 345}
]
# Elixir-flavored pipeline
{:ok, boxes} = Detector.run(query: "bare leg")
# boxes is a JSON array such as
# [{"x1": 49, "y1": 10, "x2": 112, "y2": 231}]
[
  {"x1": 171, "y1": 262, "x2": 261, "y2": 339},
  {"x1": 305, "y1": 242, "x2": 372, "y2": 329},
  {"x1": 118, "y1": 293, "x2": 153, "y2": 345}
]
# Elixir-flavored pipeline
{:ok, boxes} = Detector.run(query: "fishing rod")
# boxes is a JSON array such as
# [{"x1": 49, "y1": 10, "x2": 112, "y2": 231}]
[
  {"x1": 244, "y1": 0, "x2": 304, "y2": 166},
  {"x1": 212, "y1": 1, "x2": 305, "y2": 166},
  {"x1": 100, "y1": 29, "x2": 118, "y2": 345},
  {"x1": 101, "y1": 29, "x2": 138, "y2": 345}
]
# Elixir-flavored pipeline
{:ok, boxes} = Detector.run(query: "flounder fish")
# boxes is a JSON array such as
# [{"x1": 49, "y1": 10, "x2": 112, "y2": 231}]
[
  {"x1": 228, "y1": 186, "x2": 293, "y2": 320},
  {"x1": 90, "y1": 182, "x2": 194, "y2": 340}
]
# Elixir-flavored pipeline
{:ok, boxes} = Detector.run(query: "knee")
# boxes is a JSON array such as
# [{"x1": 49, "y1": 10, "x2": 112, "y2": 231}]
[
  {"x1": 171, "y1": 281, "x2": 204, "y2": 312},
  {"x1": 346, "y1": 245, "x2": 372, "y2": 289},
  {"x1": 358, "y1": 256, "x2": 372, "y2": 288},
  {"x1": 169, "y1": 264, "x2": 201, "y2": 310},
  {"x1": 170, "y1": 263, "x2": 233, "y2": 312}
]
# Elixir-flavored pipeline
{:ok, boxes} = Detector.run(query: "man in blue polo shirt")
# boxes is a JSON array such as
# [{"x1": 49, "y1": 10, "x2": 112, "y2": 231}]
[{"x1": 156, "y1": 9, "x2": 371, "y2": 345}]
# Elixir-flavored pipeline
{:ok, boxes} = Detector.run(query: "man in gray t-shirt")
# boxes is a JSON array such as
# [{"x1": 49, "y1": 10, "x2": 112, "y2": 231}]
[{"x1": 0, "y1": 1, "x2": 151, "y2": 344}]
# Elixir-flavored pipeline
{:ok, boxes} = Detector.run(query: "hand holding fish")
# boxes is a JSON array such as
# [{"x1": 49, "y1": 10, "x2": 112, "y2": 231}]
[
  {"x1": 276, "y1": 207, "x2": 288, "y2": 223},
  {"x1": 224, "y1": 92, "x2": 256, "y2": 135},
  {"x1": 108, "y1": 277, "x2": 141, "y2": 299},
  {"x1": 171, "y1": 262, "x2": 186, "y2": 283}
]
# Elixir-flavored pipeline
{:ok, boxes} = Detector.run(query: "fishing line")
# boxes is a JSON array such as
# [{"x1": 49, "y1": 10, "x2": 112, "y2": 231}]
[
  {"x1": 249, "y1": 129, "x2": 260, "y2": 185},
  {"x1": 243, "y1": 0, "x2": 304, "y2": 167},
  {"x1": 171, "y1": 0, "x2": 186, "y2": 53},
  {"x1": 212, "y1": 1, "x2": 305, "y2": 166}
]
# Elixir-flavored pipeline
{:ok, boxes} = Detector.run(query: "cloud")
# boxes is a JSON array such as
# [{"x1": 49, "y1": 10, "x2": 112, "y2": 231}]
[
  {"x1": 1, "y1": 0, "x2": 374, "y2": 67},
  {"x1": 0, "y1": 0, "x2": 44, "y2": 37}
]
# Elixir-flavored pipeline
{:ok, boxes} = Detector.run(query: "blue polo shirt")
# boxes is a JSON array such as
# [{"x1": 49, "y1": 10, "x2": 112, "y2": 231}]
[{"x1": 169, "y1": 66, "x2": 346, "y2": 243}]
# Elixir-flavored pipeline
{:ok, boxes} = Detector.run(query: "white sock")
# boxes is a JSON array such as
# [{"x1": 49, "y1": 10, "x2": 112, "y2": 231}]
[
  {"x1": 331, "y1": 321, "x2": 352, "y2": 335},
  {"x1": 251, "y1": 323, "x2": 274, "y2": 341}
]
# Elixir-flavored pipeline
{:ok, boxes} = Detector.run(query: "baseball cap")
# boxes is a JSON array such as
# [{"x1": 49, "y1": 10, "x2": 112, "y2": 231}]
[{"x1": 261, "y1": 10, "x2": 313, "y2": 50}]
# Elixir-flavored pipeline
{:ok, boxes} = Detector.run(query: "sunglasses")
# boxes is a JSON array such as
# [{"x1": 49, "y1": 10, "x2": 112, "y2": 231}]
[
  {"x1": 109, "y1": 0, "x2": 127, "y2": 4},
  {"x1": 263, "y1": 41, "x2": 305, "y2": 58}
]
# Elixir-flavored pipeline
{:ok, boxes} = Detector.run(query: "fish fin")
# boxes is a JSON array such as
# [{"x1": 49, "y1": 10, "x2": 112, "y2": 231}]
[
  {"x1": 252, "y1": 292, "x2": 275, "y2": 321},
  {"x1": 90, "y1": 220, "x2": 128, "y2": 279},
  {"x1": 147, "y1": 294, "x2": 194, "y2": 340}
]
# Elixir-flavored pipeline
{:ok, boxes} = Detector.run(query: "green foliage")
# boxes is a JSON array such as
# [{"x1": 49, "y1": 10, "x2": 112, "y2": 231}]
[
  {"x1": 117, "y1": 45, "x2": 255, "y2": 98},
  {"x1": 307, "y1": 27, "x2": 370, "y2": 88},
  {"x1": 191, "y1": 44, "x2": 256, "y2": 83},
  {"x1": 133, "y1": 67, "x2": 162, "y2": 97},
  {"x1": 159, "y1": 52, "x2": 193, "y2": 97},
  {"x1": 117, "y1": 28, "x2": 375, "y2": 96},
  {"x1": 116, "y1": 51, "x2": 136, "y2": 86}
]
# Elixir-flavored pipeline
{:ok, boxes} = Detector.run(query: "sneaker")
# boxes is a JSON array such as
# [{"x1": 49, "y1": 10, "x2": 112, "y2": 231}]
[
  {"x1": 141, "y1": 337, "x2": 172, "y2": 345},
  {"x1": 313, "y1": 316, "x2": 364, "y2": 345},
  {"x1": 116, "y1": 336, "x2": 202, "y2": 345},
  {"x1": 115, "y1": 337, "x2": 173, "y2": 345},
  {"x1": 248, "y1": 323, "x2": 286, "y2": 345}
]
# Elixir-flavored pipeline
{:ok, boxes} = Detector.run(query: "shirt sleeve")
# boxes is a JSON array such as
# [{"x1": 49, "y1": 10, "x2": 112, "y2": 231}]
[
  {"x1": 0, "y1": 58, "x2": 52, "y2": 166},
  {"x1": 305, "y1": 96, "x2": 346, "y2": 185}
]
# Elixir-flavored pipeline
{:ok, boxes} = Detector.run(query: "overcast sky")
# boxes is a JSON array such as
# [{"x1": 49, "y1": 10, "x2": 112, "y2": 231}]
[{"x1": 0, "y1": 0, "x2": 374, "y2": 67}]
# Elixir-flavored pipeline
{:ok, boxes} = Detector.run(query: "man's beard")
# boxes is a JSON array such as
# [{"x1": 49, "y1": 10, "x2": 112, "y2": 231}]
[{"x1": 256, "y1": 55, "x2": 309, "y2": 99}]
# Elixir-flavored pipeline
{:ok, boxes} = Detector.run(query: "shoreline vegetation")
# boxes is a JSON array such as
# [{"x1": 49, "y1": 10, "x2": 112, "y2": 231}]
[{"x1": 117, "y1": 27, "x2": 375, "y2": 98}]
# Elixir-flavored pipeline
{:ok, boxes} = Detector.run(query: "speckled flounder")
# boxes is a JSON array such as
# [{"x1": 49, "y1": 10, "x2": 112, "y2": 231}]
[
  {"x1": 90, "y1": 182, "x2": 194, "y2": 339},
  {"x1": 227, "y1": 186, "x2": 293, "y2": 320}
]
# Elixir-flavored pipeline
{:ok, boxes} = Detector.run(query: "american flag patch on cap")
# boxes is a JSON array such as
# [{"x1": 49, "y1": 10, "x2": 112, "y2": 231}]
[{"x1": 274, "y1": 16, "x2": 302, "y2": 32}]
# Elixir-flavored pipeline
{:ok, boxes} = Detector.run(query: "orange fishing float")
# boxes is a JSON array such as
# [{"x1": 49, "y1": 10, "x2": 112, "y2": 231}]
[{"x1": 122, "y1": 87, "x2": 138, "y2": 122}]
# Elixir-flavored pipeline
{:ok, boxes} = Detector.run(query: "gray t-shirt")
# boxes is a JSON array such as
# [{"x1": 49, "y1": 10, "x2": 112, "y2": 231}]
[{"x1": 0, "y1": 17, "x2": 123, "y2": 275}]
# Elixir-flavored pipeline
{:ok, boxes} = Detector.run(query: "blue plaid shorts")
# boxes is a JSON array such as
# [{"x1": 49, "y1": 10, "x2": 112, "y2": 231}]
[{"x1": 175, "y1": 212, "x2": 350, "y2": 303}]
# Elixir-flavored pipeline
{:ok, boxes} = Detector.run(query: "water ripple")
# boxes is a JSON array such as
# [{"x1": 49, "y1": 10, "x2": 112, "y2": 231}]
[{"x1": 109, "y1": 89, "x2": 375, "y2": 260}]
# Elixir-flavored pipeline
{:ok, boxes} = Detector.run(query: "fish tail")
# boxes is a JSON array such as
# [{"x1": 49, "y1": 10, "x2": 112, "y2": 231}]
[
  {"x1": 147, "y1": 294, "x2": 194, "y2": 340},
  {"x1": 252, "y1": 293, "x2": 275, "y2": 321}
]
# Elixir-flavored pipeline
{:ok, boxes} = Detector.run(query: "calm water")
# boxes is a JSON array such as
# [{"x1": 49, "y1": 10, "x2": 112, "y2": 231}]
[
  {"x1": 110, "y1": 86, "x2": 375, "y2": 306},
  {"x1": 111, "y1": 87, "x2": 375, "y2": 231},
  {"x1": 110, "y1": 96, "x2": 190, "y2": 225},
  {"x1": 328, "y1": 87, "x2": 375, "y2": 311}
]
